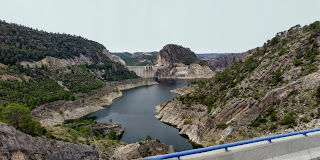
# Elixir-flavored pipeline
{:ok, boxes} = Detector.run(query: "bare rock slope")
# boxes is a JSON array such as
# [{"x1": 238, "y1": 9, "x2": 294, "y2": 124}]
[
  {"x1": 156, "y1": 22, "x2": 320, "y2": 147},
  {"x1": 0, "y1": 122, "x2": 100, "y2": 160},
  {"x1": 112, "y1": 140, "x2": 174, "y2": 159}
]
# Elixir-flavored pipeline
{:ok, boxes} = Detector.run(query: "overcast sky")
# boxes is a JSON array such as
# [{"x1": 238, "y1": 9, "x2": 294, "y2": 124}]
[{"x1": 0, "y1": 0, "x2": 319, "y2": 53}]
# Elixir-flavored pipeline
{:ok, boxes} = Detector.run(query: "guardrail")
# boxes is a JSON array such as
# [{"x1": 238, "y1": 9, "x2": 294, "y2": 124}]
[{"x1": 141, "y1": 128, "x2": 320, "y2": 160}]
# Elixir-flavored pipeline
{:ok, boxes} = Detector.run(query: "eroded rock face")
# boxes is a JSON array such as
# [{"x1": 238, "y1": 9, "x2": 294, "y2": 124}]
[
  {"x1": 111, "y1": 140, "x2": 174, "y2": 159},
  {"x1": 155, "y1": 44, "x2": 215, "y2": 79},
  {"x1": 0, "y1": 122, "x2": 100, "y2": 160},
  {"x1": 69, "y1": 122, "x2": 125, "y2": 138},
  {"x1": 156, "y1": 24, "x2": 320, "y2": 147},
  {"x1": 20, "y1": 54, "x2": 94, "y2": 68},
  {"x1": 31, "y1": 100, "x2": 104, "y2": 127},
  {"x1": 111, "y1": 55, "x2": 126, "y2": 66},
  {"x1": 156, "y1": 44, "x2": 198, "y2": 66}
]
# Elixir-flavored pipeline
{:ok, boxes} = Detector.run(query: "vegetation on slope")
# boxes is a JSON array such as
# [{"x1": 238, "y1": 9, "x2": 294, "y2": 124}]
[
  {"x1": 0, "y1": 103, "x2": 47, "y2": 136},
  {"x1": 171, "y1": 21, "x2": 320, "y2": 145},
  {"x1": 0, "y1": 64, "x2": 72, "y2": 107},
  {"x1": 112, "y1": 52, "x2": 158, "y2": 66},
  {"x1": 0, "y1": 20, "x2": 106, "y2": 65},
  {"x1": 0, "y1": 20, "x2": 138, "y2": 139}
]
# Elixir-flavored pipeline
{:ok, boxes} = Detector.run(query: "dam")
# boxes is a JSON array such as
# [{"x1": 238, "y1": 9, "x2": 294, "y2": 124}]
[{"x1": 127, "y1": 65, "x2": 165, "y2": 78}]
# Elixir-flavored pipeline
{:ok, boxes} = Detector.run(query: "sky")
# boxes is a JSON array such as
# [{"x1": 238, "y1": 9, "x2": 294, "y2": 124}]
[{"x1": 0, "y1": 0, "x2": 319, "y2": 53}]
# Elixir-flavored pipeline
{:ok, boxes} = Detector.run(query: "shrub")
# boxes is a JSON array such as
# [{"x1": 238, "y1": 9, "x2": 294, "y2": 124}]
[
  {"x1": 270, "y1": 112, "x2": 278, "y2": 122},
  {"x1": 272, "y1": 68, "x2": 282, "y2": 84},
  {"x1": 316, "y1": 86, "x2": 320, "y2": 103},
  {"x1": 266, "y1": 106, "x2": 275, "y2": 116},
  {"x1": 217, "y1": 123, "x2": 228, "y2": 129},
  {"x1": 0, "y1": 103, "x2": 47, "y2": 136},
  {"x1": 269, "y1": 124, "x2": 278, "y2": 131},
  {"x1": 280, "y1": 114, "x2": 296, "y2": 126},
  {"x1": 145, "y1": 135, "x2": 152, "y2": 141},
  {"x1": 112, "y1": 87, "x2": 119, "y2": 93},
  {"x1": 184, "y1": 120, "x2": 192, "y2": 125},
  {"x1": 78, "y1": 125, "x2": 92, "y2": 137},
  {"x1": 108, "y1": 129, "x2": 117, "y2": 140},
  {"x1": 270, "y1": 36, "x2": 280, "y2": 46},
  {"x1": 300, "y1": 116, "x2": 310, "y2": 123},
  {"x1": 250, "y1": 116, "x2": 267, "y2": 127},
  {"x1": 293, "y1": 59, "x2": 303, "y2": 66}
]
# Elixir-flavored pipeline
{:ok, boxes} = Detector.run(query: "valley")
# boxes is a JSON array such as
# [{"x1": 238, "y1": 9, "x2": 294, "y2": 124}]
[{"x1": 1, "y1": 16, "x2": 320, "y2": 160}]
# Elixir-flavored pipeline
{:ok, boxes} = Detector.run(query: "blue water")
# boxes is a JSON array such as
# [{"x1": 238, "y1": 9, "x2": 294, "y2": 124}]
[{"x1": 84, "y1": 79, "x2": 195, "y2": 151}]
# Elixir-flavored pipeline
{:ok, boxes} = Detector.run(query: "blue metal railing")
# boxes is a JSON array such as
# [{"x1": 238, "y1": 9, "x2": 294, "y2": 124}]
[{"x1": 140, "y1": 128, "x2": 320, "y2": 160}]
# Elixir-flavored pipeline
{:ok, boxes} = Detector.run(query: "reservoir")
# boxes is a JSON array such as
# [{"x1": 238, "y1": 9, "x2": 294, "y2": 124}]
[{"x1": 84, "y1": 79, "x2": 195, "y2": 152}]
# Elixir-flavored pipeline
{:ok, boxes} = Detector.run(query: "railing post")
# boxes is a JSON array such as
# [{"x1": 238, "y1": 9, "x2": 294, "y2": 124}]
[
  {"x1": 268, "y1": 139, "x2": 272, "y2": 143},
  {"x1": 225, "y1": 147, "x2": 228, "y2": 152},
  {"x1": 303, "y1": 133, "x2": 307, "y2": 136}
]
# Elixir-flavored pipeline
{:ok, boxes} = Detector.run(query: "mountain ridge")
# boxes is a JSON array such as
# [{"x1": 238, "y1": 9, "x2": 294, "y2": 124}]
[{"x1": 156, "y1": 21, "x2": 320, "y2": 146}]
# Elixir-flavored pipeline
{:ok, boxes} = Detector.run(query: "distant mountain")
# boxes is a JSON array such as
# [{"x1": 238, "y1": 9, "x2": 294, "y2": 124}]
[{"x1": 196, "y1": 53, "x2": 233, "y2": 60}]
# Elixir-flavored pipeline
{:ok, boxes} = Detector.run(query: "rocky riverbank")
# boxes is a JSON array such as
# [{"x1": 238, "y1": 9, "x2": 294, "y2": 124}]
[
  {"x1": 32, "y1": 78, "x2": 158, "y2": 127},
  {"x1": 170, "y1": 85, "x2": 196, "y2": 95},
  {"x1": 0, "y1": 121, "x2": 174, "y2": 160},
  {"x1": 0, "y1": 122, "x2": 100, "y2": 160}
]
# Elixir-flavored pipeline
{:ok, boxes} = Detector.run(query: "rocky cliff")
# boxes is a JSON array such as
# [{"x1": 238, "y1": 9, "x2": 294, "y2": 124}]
[
  {"x1": 155, "y1": 44, "x2": 215, "y2": 79},
  {"x1": 156, "y1": 21, "x2": 320, "y2": 147},
  {"x1": 156, "y1": 44, "x2": 198, "y2": 66},
  {"x1": 0, "y1": 122, "x2": 100, "y2": 160},
  {"x1": 111, "y1": 140, "x2": 174, "y2": 159}
]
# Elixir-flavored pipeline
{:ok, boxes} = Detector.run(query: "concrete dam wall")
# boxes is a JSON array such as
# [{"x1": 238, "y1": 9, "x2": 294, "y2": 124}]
[{"x1": 127, "y1": 66, "x2": 165, "y2": 78}]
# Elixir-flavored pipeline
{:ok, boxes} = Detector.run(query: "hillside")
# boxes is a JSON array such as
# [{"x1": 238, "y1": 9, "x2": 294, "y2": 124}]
[
  {"x1": 0, "y1": 21, "x2": 140, "y2": 137},
  {"x1": 156, "y1": 21, "x2": 320, "y2": 147},
  {"x1": 112, "y1": 52, "x2": 158, "y2": 66}
]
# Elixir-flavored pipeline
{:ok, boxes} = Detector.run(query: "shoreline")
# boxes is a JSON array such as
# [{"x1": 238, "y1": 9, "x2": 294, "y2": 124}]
[{"x1": 32, "y1": 78, "x2": 158, "y2": 127}]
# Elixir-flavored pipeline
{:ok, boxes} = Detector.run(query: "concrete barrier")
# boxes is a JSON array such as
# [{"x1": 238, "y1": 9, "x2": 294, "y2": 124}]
[
  {"x1": 127, "y1": 66, "x2": 165, "y2": 78},
  {"x1": 180, "y1": 132, "x2": 320, "y2": 160}
]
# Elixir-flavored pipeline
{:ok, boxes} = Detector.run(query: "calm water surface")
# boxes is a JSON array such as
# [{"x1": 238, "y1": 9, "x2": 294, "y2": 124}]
[{"x1": 84, "y1": 79, "x2": 196, "y2": 152}]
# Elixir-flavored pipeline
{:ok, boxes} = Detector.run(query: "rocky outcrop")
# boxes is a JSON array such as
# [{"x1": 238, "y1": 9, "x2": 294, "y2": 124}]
[
  {"x1": 155, "y1": 44, "x2": 215, "y2": 79},
  {"x1": 111, "y1": 55, "x2": 126, "y2": 65},
  {"x1": 103, "y1": 49, "x2": 126, "y2": 65},
  {"x1": 0, "y1": 122, "x2": 100, "y2": 160},
  {"x1": 69, "y1": 122, "x2": 125, "y2": 138},
  {"x1": 111, "y1": 140, "x2": 174, "y2": 159},
  {"x1": 20, "y1": 54, "x2": 94, "y2": 68},
  {"x1": 20, "y1": 49, "x2": 126, "y2": 68},
  {"x1": 31, "y1": 100, "x2": 103, "y2": 127},
  {"x1": 156, "y1": 44, "x2": 198, "y2": 66}
]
